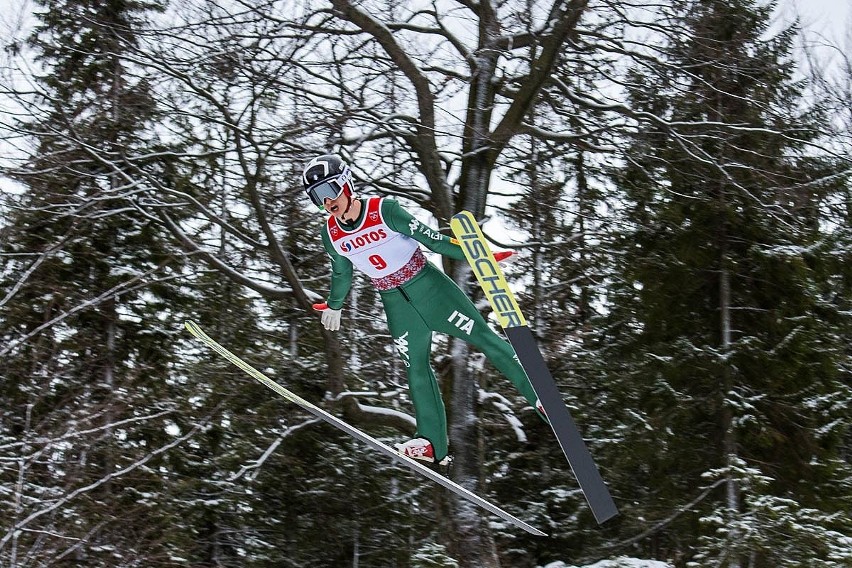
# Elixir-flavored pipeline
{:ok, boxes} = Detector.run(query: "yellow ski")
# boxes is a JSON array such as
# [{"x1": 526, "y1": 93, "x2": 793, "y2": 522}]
[
  {"x1": 184, "y1": 320, "x2": 546, "y2": 536},
  {"x1": 450, "y1": 211, "x2": 618, "y2": 524}
]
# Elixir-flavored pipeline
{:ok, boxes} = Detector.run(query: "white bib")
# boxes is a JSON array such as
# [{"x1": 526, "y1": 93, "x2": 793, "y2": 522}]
[{"x1": 326, "y1": 197, "x2": 419, "y2": 278}]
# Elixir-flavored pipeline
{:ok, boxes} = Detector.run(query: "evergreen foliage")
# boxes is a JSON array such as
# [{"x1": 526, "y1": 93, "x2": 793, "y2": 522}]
[
  {"x1": 0, "y1": 0, "x2": 188, "y2": 564},
  {"x1": 592, "y1": 0, "x2": 852, "y2": 565},
  {"x1": 1, "y1": 0, "x2": 849, "y2": 566}
]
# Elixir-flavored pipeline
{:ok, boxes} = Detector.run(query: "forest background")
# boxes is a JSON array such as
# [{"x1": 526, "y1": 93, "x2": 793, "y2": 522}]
[{"x1": 1, "y1": 0, "x2": 850, "y2": 567}]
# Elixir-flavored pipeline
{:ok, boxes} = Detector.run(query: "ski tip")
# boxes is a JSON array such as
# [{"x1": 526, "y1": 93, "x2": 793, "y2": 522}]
[{"x1": 184, "y1": 320, "x2": 203, "y2": 339}]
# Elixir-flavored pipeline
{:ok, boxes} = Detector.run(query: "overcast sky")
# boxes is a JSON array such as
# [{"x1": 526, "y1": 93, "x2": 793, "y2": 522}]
[
  {"x1": 780, "y1": 0, "x2": 851, "y2": 39},
  {"x1": 778, "y1": 0, "x2": 851, "y2": 66},
  {"x1": 1, "y1": 0, "x2": 850, "y2": 196}
]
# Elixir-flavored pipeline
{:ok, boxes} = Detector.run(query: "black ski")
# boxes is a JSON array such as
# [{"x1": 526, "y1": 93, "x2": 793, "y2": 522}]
[{"x1": 450, "y1": 211, "x2": 618, "y2": 524}]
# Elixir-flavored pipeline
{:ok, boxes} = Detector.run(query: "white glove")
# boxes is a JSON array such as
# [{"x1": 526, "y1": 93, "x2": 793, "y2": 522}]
[{"x1": 313, "y1": 303, "x2": 342, "y2": 331}]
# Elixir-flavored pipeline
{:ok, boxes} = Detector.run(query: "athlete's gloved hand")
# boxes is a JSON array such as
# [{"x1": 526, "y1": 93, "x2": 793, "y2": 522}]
[
  {"x1": 493, "y1": 250, "x2": 515, "y2": 262},
  {"x1": 312, "y1": 303, "x2": 342, "y2": 331}
]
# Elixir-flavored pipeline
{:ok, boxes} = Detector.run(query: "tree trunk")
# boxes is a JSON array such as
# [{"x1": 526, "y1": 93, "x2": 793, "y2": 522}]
[
  {"x1": 720, "y1": 245, "x2": 741, "y2": 568},
  {"x1": 445, "y1": 322, "x2": 501, "y2": 567}
]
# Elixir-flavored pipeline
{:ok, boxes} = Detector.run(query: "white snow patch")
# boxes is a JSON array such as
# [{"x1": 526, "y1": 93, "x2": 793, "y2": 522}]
[
  {"x1": 355, "y1": 400, "x2": 417, "y2": 427},
  {"x1": 542, "y1": 558, "x2": 674, "y2": 568},
  {"x1": 478, "y1": 389, "x2": 528, "y2": 443}
]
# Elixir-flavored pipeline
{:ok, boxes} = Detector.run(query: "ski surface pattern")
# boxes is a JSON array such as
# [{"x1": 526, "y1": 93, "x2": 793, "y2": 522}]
[
  {"x1": 450, "y1": 211, "x2": 619, "y2": 524},
  {"x1": 184, "y1": 321, "x2": 546, "y2": 537}
]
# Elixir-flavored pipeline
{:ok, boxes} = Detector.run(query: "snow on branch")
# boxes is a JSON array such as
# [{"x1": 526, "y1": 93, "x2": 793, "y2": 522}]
[
  {"x1": 0, "y1": 414, "x2": 212, "y2": 553},
  {"x1": 229, "y1": 417, "x2": 323, "y2": 482}
]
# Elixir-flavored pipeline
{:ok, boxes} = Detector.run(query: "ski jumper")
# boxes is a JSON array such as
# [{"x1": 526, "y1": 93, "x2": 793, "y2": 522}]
[{"x1": 321, "y1": 197, "x2": 539, "y2": 461}]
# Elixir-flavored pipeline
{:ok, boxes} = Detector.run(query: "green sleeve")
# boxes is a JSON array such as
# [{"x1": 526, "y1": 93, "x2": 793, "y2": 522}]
[
  {"x1": 381, "y1": 199, "x2": 466, "y2": 261},
  {"x1": 321, "y1": 227, "x2": 353, "y2": 310}
]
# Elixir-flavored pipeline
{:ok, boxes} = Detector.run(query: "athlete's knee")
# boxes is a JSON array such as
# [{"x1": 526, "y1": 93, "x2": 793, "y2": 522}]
[{"x1": 469, "y1": 330, "x2": 512, "y2": 356}]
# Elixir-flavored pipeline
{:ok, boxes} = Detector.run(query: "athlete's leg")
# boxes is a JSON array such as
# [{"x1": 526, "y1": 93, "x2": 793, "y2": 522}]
[
  {"x1": 381, "y1": 288, "x2": 450, "y2": 460},
  {"x1": 408, "y1": 267, "x2": 540, "y2": 408}
]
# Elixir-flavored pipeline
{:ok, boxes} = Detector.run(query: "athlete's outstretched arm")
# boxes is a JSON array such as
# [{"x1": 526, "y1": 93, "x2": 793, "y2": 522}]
[
  {"x1": 320, "y1": 228, "x2": 354, "y2": 309},
  {"x1": 381, "y1": 199, "x2": 465, "y2": 260},
  {"x1": 383, "y1": 200, "x2": 514, "y2": 262}
]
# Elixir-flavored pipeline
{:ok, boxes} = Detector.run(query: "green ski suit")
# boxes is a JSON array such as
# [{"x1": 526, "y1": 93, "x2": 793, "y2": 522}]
[{"x1": 321, "y1": 197, "x2": 538, "y2": 461}]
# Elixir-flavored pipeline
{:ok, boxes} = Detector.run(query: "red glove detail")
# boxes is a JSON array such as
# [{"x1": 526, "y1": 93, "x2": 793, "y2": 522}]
[
  {"x1": 493, "y1": 250, "x2": 514, "y2": 262},
  {"x1": 312, "y1": 302, "x2": 329, "y2": 311}
]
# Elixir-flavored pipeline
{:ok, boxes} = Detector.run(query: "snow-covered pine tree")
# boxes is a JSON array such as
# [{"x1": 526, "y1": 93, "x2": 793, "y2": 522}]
[
  {"x1": 599, "y1": 0, "x2": 852, "y2": 565},
  {"x1": 0, "y1": 0, "x2": 193, "y2": 564}
]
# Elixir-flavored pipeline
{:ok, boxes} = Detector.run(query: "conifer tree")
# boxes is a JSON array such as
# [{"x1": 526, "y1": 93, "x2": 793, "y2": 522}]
[
  {"x1": 598, "y1": 0, "x2": 852, "y2": 565},
  {"x1": 0, "y1": 0, "x2": 192, "y2": 564}
]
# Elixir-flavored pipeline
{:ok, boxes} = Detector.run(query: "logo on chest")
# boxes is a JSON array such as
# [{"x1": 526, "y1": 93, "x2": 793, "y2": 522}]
[{"x1": 339, "y1": 228, "x2": 388, "y2": 253}]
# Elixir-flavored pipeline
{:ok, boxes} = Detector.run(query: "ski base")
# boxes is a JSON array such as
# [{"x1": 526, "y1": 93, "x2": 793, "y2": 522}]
[{"x1": 506, "y1": 325, "x2": 618, "y2": 524}]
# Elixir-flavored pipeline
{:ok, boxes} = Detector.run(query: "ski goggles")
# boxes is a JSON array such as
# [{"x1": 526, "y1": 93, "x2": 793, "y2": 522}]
[{"x1": 306, "y1": 166, "x2": 353, "y2": 210}]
